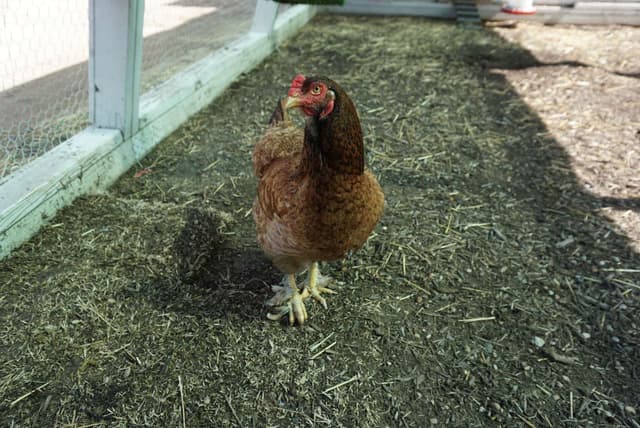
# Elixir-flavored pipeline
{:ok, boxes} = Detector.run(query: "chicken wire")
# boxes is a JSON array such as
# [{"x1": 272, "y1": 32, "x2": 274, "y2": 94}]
[
  {"x1": 0, "y1": 0, "x2": 89, "y2": 179},
  {"x1": 141, "y1": 0, "x2": 257, "y2": 93},
  {"x1": 0, "y1": 0, "x2": 262, "y2": 180}
]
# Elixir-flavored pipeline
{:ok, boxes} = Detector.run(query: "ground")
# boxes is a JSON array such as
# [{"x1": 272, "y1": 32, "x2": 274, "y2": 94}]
[{"x1": 1, "y1": 15, "x2": 639, "y2": 427}]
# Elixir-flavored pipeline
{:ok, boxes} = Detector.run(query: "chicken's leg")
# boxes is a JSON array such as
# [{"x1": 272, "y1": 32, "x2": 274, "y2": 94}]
[
  {"x1": 266, "y1": 274, "x2": 308, "y2": 325},
  {"x1": 304, "y1": 262, "x2": 336, "y2": 309}
]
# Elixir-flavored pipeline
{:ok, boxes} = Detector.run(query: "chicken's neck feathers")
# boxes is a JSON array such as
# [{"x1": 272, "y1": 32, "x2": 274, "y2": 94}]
[{"x1": 300, "y1": 92, "x2": 364, "y2": 177}]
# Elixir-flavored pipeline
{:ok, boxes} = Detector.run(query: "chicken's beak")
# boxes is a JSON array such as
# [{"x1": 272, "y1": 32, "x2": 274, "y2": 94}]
[{"x1": 284, "y1": 95, "x2": 303, "y2": 110}]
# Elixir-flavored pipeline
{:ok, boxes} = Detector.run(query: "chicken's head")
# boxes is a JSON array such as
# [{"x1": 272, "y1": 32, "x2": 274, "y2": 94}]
[{"x1": 285, "y1": 74, "x2": 335, "y2": 119}]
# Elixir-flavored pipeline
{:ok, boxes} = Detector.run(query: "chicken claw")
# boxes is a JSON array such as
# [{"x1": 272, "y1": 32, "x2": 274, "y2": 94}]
[
  {"x1": 304, "y1": 262, "x2": 337, "y2": 310},
  {"x1": 307, "y1": 283, "x2": 336, "y2": 310},
  {"x1": 266, "y1": 274, "x2": 309, "y2": 325},
  {"x1": 288, "y1": 290, "x2": 308, "y2": 325},
  {"x1": 266, "y1": 292, "x2": 308, "y2": 325}
]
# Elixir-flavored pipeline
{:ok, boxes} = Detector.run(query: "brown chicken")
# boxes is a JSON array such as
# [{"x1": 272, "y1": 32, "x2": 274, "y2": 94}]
[{"x1": 252, "y1": 74, "x2": 384, "y2": 325}]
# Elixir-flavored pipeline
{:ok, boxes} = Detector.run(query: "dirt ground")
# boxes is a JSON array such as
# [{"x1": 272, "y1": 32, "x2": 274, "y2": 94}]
[{"x1": 1, "y1": 15, "x2": 639, "y2": 427}]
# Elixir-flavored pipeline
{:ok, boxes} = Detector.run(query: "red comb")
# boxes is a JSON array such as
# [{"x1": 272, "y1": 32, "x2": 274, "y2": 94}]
[{"x1": 288, "y1": 74, "x2": 306, "y2": 96}]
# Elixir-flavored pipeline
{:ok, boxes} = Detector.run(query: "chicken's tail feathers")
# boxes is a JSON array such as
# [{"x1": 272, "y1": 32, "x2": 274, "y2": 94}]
[{"x1": 268, "y1": 98, "x2": 289, "y2": 125}]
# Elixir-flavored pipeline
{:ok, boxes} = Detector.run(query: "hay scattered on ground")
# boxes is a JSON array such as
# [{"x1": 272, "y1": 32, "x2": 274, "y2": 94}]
[{"x1": 1, "y1": 15, "x2": 638, "y2": 427}]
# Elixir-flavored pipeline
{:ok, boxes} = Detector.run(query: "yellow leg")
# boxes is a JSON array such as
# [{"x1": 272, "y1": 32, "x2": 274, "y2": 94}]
[
  {"x1": 305, "y1": 262, "x2": 336, "y2": 309},
  {"x1": 286, "y1": 274, "x2": 307, "y2": 325}
]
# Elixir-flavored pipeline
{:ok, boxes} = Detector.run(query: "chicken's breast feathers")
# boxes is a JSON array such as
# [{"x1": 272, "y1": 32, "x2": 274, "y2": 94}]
[{"x1": 252, "y1": 99, "x2": 304, "y2": 178}]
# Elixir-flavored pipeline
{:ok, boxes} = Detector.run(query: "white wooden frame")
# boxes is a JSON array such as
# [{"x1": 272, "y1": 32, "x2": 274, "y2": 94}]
[
  {"x1": 251, "y1": 0, "x2": 281, "y2": 33},
  {"x1": 0, "y1": 3, "x2": 317, "y2": 259},
  {"x1": 89, "y1": 0, "x2": 145, "y2": 138},
  {"x1": 326, "y1": 0, "x2": 456, "y2": 18},
  {"x1": 325, "y1": 0, "x2": 640, "y2": 25},
  {"x1": 479, "y1": 3, "x2": 640, "y2": 25}
]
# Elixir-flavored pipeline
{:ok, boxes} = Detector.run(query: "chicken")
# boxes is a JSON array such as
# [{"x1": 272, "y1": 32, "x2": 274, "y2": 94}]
[{"x1": 252, "y1": 74, "x2": 384, "y2": 325}]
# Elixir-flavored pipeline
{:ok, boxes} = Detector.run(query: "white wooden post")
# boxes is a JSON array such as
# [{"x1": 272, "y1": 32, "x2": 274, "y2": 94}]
[
  {"x1": 251, "y1": 0, "x2": 280, "y2": 34},
  {"x1": 89, "y1": 0, "x2": 144, "y2": 138}
]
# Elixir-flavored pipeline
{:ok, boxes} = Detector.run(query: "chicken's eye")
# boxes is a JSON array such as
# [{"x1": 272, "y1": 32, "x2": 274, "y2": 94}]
[{"x1": 311, "y1": 85, "x2": 322, "y2": 95}]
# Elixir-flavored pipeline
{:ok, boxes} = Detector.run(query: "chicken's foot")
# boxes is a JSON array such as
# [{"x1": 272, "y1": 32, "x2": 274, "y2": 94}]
[
  {"x1": 303, "y1": 262, "x2": 336, "y2": 310},
  {"x1": 266, "y1": 275, "x2": 295, "y2": 307},
  {"x1": 266, "y1": 274, "x2": 308, "y2": 325}
]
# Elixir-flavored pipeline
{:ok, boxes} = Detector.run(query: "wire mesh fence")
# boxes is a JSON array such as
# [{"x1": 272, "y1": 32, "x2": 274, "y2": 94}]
[
  {"x1": 141, "y1": 0, "x2": 257, "y2": 92},
  {"x1": 0, "y1": 0, "x2": 259, "y2": 180},
  {"x1": 0, "y1": 0, "x2": 89, "y2": 179}
]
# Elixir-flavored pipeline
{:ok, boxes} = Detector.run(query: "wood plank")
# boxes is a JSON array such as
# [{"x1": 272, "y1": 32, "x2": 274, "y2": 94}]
[
  {"x1": 0, "y1": 128, "x2": 123, "y2": 257},
  {"x1": 325, "y1": 1, "x2": 640, "y2": 24},
  {"x1": 326, "y1": 1, "x2": 456, "y2": 18},
  {"x1": 520, "y1": 0, "x2": 640, "y2": 3},
  {"x1": 0, "y1": 5, "x2": 317, "y2": 260},
  {"x1": 479, "y1": 4, "x2": 640, "y2": 24},
  {"x1": 574, "y1": 1, "x2": 640, "y2": 9}
]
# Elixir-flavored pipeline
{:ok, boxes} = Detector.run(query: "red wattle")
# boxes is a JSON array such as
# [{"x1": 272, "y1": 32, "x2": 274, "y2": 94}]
[{"x1": 320, "y1": 99, "x2": 334, "y2": 119}]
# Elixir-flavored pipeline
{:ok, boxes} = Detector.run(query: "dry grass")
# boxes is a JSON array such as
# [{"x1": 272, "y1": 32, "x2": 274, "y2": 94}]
[{"x1": 0, "y1": 15, "x2": 638, "y2": 427}]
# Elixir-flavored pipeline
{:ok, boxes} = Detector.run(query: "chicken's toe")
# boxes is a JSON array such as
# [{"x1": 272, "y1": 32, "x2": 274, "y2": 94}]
[
  {"x1": 288, "y1": 291, "x2": 308, "y2": 325},
  {"x1": 303, "y1": 265, "x2": 337, "y2": 309},
  {"x1": 307, "y1": 284, "x2": 337, "y2": 310},
  {"x1": 266, "y1": 307, "x2": 288, "y2": 321},
  {"x1": 266, "y1": 274, "x2": 308, "y2": 325}
]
